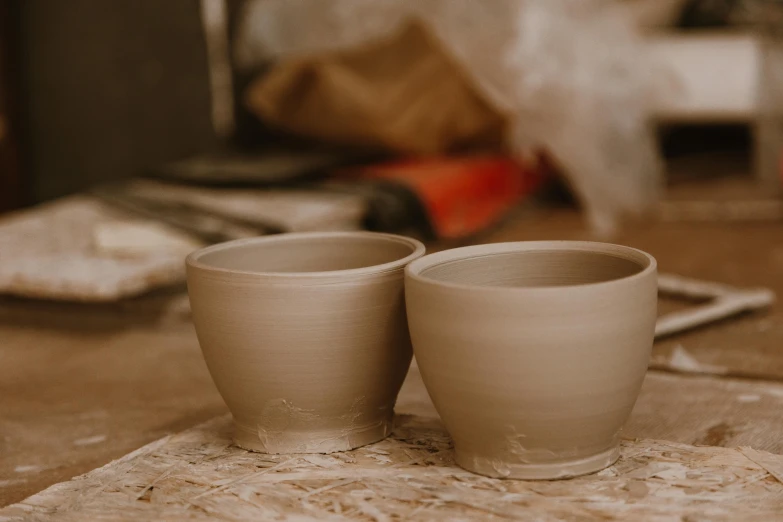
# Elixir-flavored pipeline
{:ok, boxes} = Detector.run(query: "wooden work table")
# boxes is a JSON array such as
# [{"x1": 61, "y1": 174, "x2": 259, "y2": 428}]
[{"x1": 2, "y1": 201, "x2": 783, "y2": 514}]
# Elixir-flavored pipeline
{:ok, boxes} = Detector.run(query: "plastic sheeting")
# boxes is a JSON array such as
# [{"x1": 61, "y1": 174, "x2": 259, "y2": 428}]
[{"x1": 235, "y1": 0, "x2": 667, "y2": 236}]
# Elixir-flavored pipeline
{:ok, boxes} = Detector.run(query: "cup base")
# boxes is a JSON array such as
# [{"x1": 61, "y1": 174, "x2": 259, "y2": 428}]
[
  {"x1": 455, "y1": 444, "x2": 620, "y2": 480},
  {"x1": 233, "y1": 415, "x2": 394, "y2": 454}
]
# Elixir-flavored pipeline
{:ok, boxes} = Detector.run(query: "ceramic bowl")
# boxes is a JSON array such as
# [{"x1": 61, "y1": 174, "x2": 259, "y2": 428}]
[
  {"x1": 405, "y1": 241, "x2": 657, "y2": 479},
  {"x1": 186, "y1": 232, "x2": 425, "y2": 454}
]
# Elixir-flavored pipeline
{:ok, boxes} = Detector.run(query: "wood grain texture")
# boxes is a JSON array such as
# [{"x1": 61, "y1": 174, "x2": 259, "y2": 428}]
[
  {"x1": 1, "y1": 412, "x2": 782, "y2": 521},
  {"x1": 3, "y1": 188, "x2": 783, "y2": 507},
  {"x1": 0, "y1": 317, "x2": 226, "y2": 507},
  {"x1": 628, "y1": 371, "x2": 783, "y2": 453},
  {"x1": 3, "y1": 312, "x2": 783, "y2": 510}
]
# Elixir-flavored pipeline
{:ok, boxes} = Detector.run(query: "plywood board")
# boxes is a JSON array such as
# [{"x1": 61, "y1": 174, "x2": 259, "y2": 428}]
[
  {"x1": 1, "y1": 413, "x2": 781, "y2": 521},
  {"x1": 3, "y1": 196, "x2": 783, "y2": 511},
  {"x1": 627, "y1": 371, "x2": 783, "y2": 454}
]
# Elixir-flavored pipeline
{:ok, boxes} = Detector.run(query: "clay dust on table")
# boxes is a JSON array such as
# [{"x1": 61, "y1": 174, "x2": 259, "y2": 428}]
[{"x1": 1, "y1": 414, "x2": 781, "y2": 521}]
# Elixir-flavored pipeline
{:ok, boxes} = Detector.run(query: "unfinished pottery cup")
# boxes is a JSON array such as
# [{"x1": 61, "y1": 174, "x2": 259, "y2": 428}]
[
  {"x1": 405, "y1": 241, "x2": 657, "y2": 479},
  {"x1": 186, "y1": 232, "x2": 425, "y2": 454}
]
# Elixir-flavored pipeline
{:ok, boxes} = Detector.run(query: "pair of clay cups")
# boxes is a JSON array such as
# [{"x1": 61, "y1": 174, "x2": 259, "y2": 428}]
[{"x1": 186, "y1": 232, "x2": 657, "y2": 479}]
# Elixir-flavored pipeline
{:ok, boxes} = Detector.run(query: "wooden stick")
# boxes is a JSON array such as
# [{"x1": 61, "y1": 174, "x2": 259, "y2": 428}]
[{"x1": 656, "y1": 273, "x2": 776, "y2": 338}]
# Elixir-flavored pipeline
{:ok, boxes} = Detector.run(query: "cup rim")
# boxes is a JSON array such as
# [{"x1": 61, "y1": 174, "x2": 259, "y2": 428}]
[
  {"x1": 405, "y1": 240, "x2": 656, "y2": 292},
  {"x1": 186, "y1": 231, "x2": 426, "y2": 279}
]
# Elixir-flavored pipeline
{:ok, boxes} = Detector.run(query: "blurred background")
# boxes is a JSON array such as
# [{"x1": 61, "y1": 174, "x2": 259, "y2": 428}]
[
  {"x1": 2, "y1": 0, "x2": 783, "y2": 238},
  {"x1": 3, "y1": 0, "x2": 783, "y2": 508},
  {"x1": 3, "y1": 0, "x2": 783, "y2": 300},
  {"x1": 1, "y1": 0, "x2": 781, "y2": 231},
  {"x1": 0, "y1": 0, "x2": 783, "y2": 318}
]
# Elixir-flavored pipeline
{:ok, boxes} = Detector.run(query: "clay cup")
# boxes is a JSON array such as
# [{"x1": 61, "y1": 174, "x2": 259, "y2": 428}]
[
  {"x1": 186, "y1": 232, "x2": 425, "y2": 454},
  {"x1": 405, "y1": 241, "x2": 657, "y2": 479}
]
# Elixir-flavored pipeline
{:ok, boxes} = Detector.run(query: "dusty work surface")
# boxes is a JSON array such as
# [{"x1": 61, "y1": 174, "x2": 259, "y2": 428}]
[
  {"x1": 3, "y1": 206, "x2": 783, "y2": 510},
  {"x1": 2, "y1": 410, "x2": 783, "y2": 521}
]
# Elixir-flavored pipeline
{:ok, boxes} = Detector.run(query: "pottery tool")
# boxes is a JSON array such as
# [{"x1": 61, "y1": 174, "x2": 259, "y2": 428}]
[
  {"x1": 90, "y1": 186, "x2": 273, "y2": 243},
  {"x1": 148, "y1": 148, "x2": 380, "y2": 186},
  {"x1": 119, "y1": 179, "x2": 367, "y2": 234},
  {"x1": 330, "y1": 156, "x2": 547, "y2": 240},
  {"x1": 655, "y1": 273, "x2": 776, "y2": 338},
  {"x1": 0, "y1": 178, "x2": 373, "y2": 302}
]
